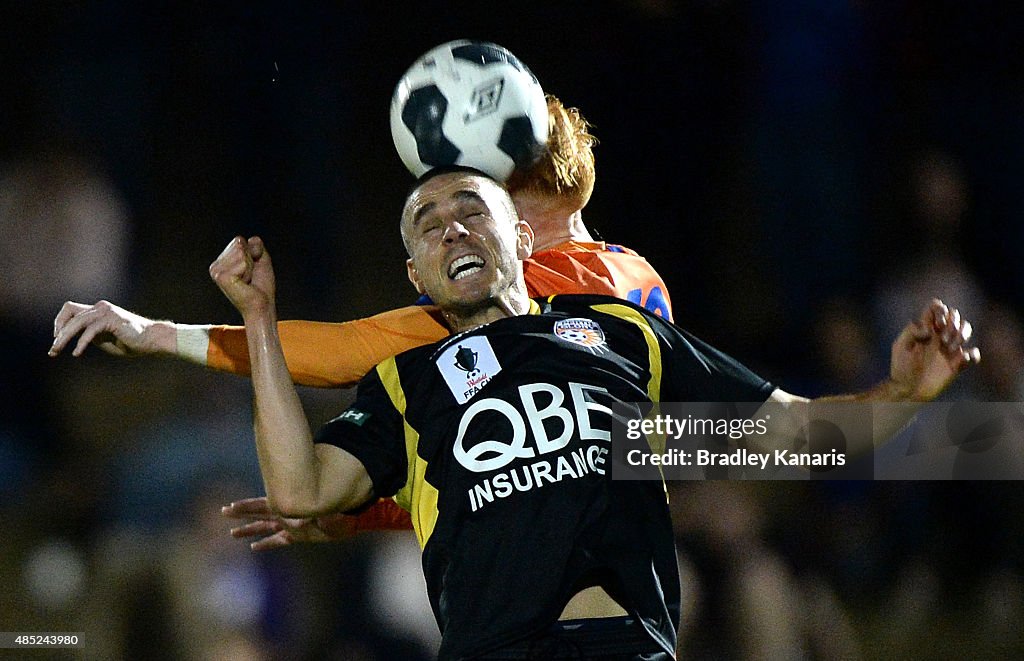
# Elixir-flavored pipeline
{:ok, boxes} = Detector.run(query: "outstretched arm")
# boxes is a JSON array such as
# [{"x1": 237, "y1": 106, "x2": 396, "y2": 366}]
[
  {"x1": 211, "y1": 235, "x2": 373, "y2": 517},
  {"x1": 50, "y1": 301, "x2": 450, "y2": 388},
  {"x1": 765, "y1": 299, "x2": 979, "y2": 446}
]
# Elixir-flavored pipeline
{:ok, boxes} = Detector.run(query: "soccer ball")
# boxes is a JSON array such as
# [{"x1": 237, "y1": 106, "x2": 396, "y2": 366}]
[{"x1": 390, "y1": 40, "x2": 548, "y2": 182}]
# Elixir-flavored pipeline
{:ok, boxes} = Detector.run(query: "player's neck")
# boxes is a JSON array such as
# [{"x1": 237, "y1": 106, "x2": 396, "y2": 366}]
[
  {"x1": 442, "y1": 283, "x2": 532, "y2": 333},
  {"x1": 531, "y1": 211, "x2": 593, "y2": 252},
  {"x1": 514, "y1": 196, "x2": 592, "y2": 252}
]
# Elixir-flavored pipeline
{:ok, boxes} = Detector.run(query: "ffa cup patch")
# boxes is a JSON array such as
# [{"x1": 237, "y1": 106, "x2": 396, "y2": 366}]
[
  {"x1": 553, "y1": 318, "x2": 608, "y2": 352},
  {"x1": 437, "y1": 335, "x2": 503, "y2": 404}
]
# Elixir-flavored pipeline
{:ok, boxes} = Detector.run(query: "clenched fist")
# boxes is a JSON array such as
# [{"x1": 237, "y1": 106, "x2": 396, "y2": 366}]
[{"x1": 209, "y1": 236, "x2": 276, "y2": 319}]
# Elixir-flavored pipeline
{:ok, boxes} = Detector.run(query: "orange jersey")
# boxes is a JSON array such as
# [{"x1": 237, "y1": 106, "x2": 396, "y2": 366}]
[{"x1": 207, "y1": 241, "x2": 672, "y2": 532}]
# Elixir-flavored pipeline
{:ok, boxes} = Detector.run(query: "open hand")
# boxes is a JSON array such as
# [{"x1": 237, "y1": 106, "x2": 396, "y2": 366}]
[
  {"x1": 49, "y1": 300, "x2": 173, "y2": 358},
  {"x1": 890, "y1": 299, "x2": 980, "y2": 401},
  {"x1": 222, "y1": 496, "x2": 356, "y2": 552}
]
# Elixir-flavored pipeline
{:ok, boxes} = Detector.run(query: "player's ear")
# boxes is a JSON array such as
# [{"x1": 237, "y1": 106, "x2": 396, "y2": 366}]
[
  {"x1": 406, "y1": 258, "x2": 426, "y2": 295},
  {"x1": 515, "y1": 219, "x2": 535, "y2": 259}
]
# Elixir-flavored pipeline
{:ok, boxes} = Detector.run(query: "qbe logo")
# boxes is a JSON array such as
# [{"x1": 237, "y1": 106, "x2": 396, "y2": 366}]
[{"x1": 454, "y1": 381, "x2": 611, "y2": 472}]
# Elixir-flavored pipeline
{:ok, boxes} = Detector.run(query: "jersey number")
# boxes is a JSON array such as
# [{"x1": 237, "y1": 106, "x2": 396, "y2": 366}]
[{"x1": 627, "y1": 286, "x2": 670, "y2": 319}]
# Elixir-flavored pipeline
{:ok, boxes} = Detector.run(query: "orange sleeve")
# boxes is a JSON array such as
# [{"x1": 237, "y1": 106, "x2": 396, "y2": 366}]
[
  {"x1": 351, "y1": 499, "x2": 414, "y2": 532},
  {"x1": 206, "y1": 305, "x2": 451, "y2": 387}
]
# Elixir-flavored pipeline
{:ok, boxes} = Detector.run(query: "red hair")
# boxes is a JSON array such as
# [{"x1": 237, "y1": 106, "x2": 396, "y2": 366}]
[{"x1": 505, "y1": 95, "x2": 597, "y2": 211}]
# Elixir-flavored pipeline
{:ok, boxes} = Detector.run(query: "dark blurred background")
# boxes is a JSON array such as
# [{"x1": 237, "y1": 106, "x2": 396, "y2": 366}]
[{"x1": 1, "y1": 1, "x2": 1022, "y2": 659}]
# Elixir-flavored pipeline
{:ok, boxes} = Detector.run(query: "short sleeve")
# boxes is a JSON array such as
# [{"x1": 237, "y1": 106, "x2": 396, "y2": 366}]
[
  {"x1": 650, "y1": 314, "x2": 774, "y2": 404},
  {"x1": 314, "y1": 368, "x2": 409, "y2": 500}
]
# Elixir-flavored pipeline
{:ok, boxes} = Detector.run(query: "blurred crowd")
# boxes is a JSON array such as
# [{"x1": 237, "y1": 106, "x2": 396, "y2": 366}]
[{"x1": 1, "y1": 2, "x2": 1022, "y2": 659}]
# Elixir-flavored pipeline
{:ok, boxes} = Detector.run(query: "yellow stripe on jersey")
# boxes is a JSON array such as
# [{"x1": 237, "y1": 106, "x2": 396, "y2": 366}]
[
  {"x1": 590, "y1": 303, "x2": 670, "y2": 499},
  {"x1": 590, "y1": 303, "x2": 663, "y2": 402},
  {"x1": 376, "y1": 357, "x2": 440, "y2": 549}
]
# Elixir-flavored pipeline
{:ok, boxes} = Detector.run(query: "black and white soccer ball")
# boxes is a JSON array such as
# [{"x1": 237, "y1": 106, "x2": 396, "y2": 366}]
[{"x1": 390, "y1": 40, "x2": 548, "y2": 182}]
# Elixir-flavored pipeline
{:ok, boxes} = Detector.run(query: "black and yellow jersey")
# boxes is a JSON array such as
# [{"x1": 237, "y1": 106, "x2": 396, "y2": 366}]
[{"x1": 315, "y1": 294, "x2": 773, "y2": 660}]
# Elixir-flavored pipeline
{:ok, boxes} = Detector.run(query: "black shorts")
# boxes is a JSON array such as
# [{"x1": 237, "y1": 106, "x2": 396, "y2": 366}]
[{"x1": 472, "y1": 616, "x2": 673, "y2": 660}]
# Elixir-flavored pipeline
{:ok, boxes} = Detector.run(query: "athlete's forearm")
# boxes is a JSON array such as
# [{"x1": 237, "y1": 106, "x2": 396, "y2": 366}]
[
  {"x1": 755, "y1": 384, "x2": 920, "y2": 460},
  {"x1": 244, "y1": 310, "x2": 369, "y2": 517},
  {"x1": 245, "y1": 309, "x2": 318, "y2": 514},
  {"x1": 814, "y1": 380, "x2": 922, "y2": 447}
]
